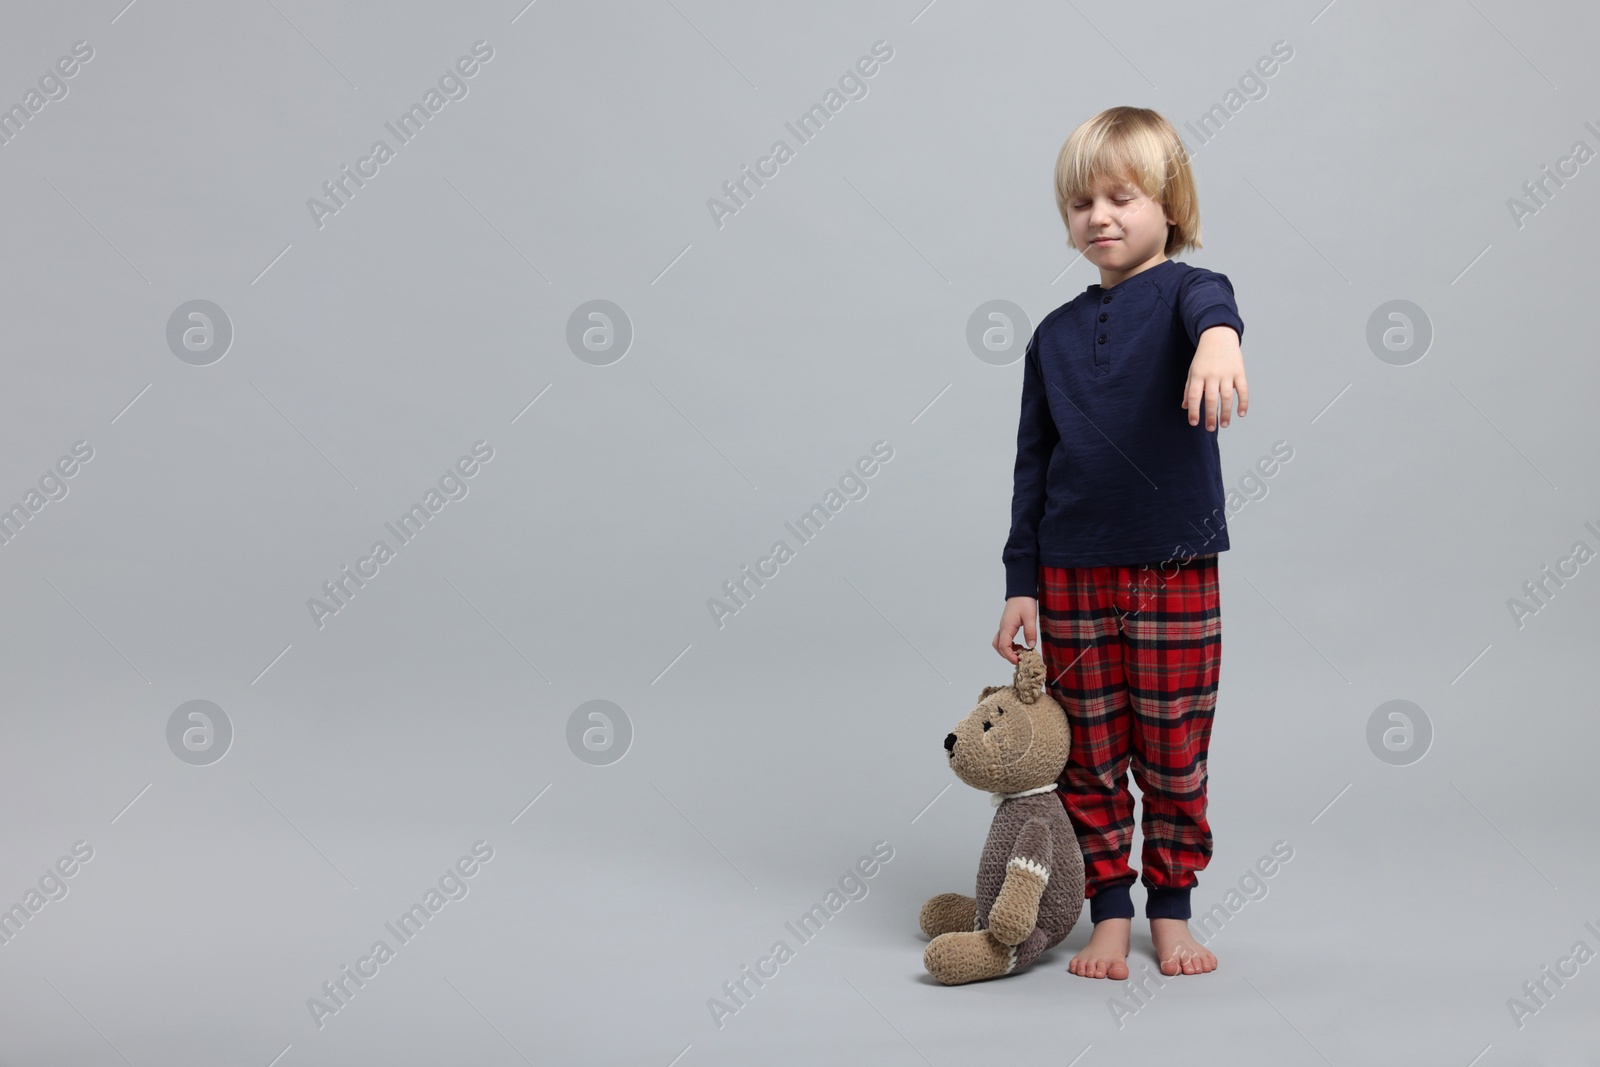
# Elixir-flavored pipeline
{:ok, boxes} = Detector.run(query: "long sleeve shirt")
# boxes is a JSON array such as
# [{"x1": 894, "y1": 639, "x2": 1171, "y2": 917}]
[{"x1": 1002, "y1": 257, "x2": 1244, "y2": 600}]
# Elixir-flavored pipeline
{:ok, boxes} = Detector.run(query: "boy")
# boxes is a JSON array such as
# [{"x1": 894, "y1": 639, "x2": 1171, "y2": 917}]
[{"x1": 993, "y1": 107, "x2": 1247, "y2": 980}]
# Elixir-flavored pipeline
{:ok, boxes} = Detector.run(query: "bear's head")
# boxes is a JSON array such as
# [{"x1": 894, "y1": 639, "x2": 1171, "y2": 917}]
[{"x1": 943, "y1": 646, "x2": 1070, "y2": 795}]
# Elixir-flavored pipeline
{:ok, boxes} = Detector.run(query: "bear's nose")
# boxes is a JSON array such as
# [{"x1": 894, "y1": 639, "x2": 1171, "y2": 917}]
[
  {"x1": 982, "y1": 720, "x2": 992, "y2": 731},
  {"x1": 944, "y1": 732, "x2": 957, "y2": 753}
]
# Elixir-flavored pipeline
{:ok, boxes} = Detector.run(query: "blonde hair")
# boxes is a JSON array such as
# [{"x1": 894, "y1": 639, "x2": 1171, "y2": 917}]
[{"x1": 1053, "y1": 107, "x2": 1202, "y2": 256}]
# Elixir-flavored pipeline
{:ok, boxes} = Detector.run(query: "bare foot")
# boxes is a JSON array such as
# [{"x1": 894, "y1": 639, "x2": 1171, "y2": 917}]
[
  {"x1": 1149, "y1": 917, "x2": 1217, "y2": 975},
  {"x1": 1067, "y1": 917, "x2": 1130, "y2": 979}
]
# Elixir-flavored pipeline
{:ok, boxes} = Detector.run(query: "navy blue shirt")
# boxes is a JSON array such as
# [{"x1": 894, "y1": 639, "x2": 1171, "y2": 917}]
[{"x1": 1003, "y1": 257, "x2": 1245, "y2": 600}]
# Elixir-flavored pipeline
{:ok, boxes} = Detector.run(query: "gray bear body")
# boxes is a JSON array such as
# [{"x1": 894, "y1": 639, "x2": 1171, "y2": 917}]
[{"x1": 975, "y1": 793, "x2": 1085, "y2": 971}]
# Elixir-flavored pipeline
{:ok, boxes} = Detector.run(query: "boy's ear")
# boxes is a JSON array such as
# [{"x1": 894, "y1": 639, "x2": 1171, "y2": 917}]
[{"x1": 978, "y1": 684, "x2": 1005, "y2": 702}]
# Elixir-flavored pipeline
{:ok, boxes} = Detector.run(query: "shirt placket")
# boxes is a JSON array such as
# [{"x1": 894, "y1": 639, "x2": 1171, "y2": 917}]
[{"x1": 1094, "y1": 292, "x2": 1114, "y2": 374}]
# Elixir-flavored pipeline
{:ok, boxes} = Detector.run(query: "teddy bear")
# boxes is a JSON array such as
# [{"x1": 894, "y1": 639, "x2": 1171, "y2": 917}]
[{"x1": 919, "y1": 646, "x2": 1085, "y2": 984}]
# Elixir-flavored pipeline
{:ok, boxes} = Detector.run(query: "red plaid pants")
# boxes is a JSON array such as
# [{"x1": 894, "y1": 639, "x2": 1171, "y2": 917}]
[{"x1": 1037, "y1": 554, "x2": 1220, "y2": 922}]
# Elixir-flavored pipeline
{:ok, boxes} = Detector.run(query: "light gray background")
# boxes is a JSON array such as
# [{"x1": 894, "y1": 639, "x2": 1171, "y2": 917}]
[{"x1": 1, "y1": 0, "x2": 1596, "y2": 1064}]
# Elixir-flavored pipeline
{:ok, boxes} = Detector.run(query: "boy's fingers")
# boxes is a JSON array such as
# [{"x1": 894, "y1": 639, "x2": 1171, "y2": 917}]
[
  {"x1": 1236, "y1": 375, "x2": 1249, "y2": 415},
  {"x1": 1185, "y1": 376, "x2": 1203, "y2": 424},
  {"x1": 1219, "y1": 381, "x2": 1235, "y2": 428},
  {"x1": 1205, "y1": 378, "x2": 1221, "y2": 430}
]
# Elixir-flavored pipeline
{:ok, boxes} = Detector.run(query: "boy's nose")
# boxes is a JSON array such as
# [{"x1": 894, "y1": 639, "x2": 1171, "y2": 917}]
[{"x1": 944, "y1": 733, "x2": 957, "y2": 753}]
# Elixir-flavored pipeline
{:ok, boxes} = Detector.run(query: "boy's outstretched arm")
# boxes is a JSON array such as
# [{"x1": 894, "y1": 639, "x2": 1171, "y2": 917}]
[{"x1": 1182, "y1": 324, "x2": 1247, "y2": 431}]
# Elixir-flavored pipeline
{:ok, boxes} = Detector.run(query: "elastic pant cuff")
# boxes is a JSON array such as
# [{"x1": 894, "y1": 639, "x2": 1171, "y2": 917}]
[
  {"x1": 1088, "y1": 882, "x2": 1134, "y2": 923},
  {"x1": 1144, "y1": 884, "x2": 1192, "y2": 920}
]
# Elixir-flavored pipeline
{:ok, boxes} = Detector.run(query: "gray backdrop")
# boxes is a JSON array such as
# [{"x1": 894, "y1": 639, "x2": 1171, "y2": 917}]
[{"x1": 1, "y1": 1, "x2": 1596, "y2": 1064}]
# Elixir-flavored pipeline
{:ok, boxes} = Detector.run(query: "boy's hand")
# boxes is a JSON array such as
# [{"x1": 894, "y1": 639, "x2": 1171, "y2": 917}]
[
  {"x1": 1182, "y1": 325, "x2": 1247, "y2": 430},
  {"x1": 994, "y1": 597, "x2": 1038, "y2": 664}
]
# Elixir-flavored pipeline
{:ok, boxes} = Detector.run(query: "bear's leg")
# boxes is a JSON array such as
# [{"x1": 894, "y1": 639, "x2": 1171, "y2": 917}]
[
  {"x1": 923, "y1": 930, "x2": 1016, "y2": 985},
  {"x1": 928, "y1": 927, "x2": 1049, "y2": 985},
  {"x1": 924, "y1": 927, "x2": 1060, "y2": 985},
  {"x1": 918, "y1": 893, "x2": 978, "y2": 939}
]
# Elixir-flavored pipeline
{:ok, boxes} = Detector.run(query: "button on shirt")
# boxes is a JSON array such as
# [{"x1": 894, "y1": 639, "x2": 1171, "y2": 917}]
[{"x1": 1002, "y1": 257, "x2": 1245, "y2": 600}]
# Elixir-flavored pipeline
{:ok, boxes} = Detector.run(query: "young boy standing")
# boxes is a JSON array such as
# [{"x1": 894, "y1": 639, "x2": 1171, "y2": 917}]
[{"x1": 993, "y1": 107, "x2": 1247, "y2": 980}]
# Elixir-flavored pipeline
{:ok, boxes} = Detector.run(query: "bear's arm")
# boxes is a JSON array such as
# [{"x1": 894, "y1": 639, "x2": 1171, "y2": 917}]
[{"x1": 987, "y1": 816, "x2": 1053, "y2": 946}]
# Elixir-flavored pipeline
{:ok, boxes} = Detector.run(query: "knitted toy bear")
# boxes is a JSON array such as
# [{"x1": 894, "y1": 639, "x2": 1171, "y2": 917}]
[{"x1": 919, "y1": 646, "x2": 1085, "y2": 984}]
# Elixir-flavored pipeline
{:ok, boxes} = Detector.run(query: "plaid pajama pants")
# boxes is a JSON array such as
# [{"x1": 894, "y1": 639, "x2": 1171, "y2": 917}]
[{"x1": 1037, "y1": 553, "x2": 1220, "y2": 922}]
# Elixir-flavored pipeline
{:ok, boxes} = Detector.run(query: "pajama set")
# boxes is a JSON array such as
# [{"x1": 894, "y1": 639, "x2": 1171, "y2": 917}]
[{"x1": 1002, "y1": 256, "x2": 1243, "y2": 924}]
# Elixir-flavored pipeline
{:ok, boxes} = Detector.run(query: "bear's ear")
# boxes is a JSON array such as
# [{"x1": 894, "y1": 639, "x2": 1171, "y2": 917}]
[
  {"x1": 977, "y1": 684, "x2": 1005, "y2": 702},
  {"x1": 1013, "y1": 647, "x2": 1046, "y2": 704}
]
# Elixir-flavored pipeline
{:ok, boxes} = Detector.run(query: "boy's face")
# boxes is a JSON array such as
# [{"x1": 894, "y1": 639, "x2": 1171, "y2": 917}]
[{"x1": 1066, "y1": 173, "x2": 1174, "y2": 284}]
